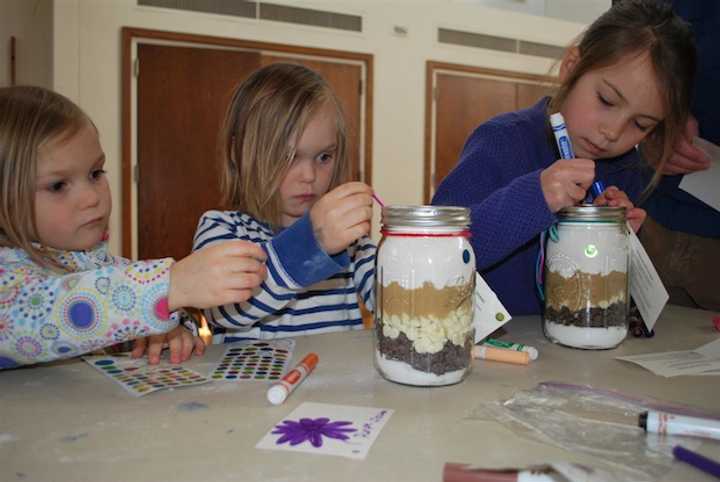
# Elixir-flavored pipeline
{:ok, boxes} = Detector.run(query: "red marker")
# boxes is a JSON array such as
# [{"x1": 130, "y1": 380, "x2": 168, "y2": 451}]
[{"x1": 267, "y1": 353, "x2": 318, "y2": 405}]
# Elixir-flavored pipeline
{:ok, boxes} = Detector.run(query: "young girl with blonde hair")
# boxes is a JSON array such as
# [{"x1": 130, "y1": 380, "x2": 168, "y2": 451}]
[
  {"x1": 0, "y1": 86, "x2": 267, "y2": 368},
  {"x1": 193, "y1": 63, "x2": 375, "y2": 341},
  {"x1": 433, "y1": 0, "x2": 696, "y2": 315}
]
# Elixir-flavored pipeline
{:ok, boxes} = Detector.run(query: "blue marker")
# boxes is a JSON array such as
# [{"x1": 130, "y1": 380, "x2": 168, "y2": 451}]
[
  {"x1": 550, "y1": 112, "x2": 605, "y2": 201},
  {"x1": 550, "y1": 112, "x2": 575, "y2": 159}
]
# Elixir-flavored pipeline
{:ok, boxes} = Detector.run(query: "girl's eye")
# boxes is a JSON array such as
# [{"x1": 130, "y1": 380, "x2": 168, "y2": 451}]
[
  {"x1": 49, "y1": 181, "x2": 67, "y2": 193},
  {"x1": 91, "y1": 169, "x2": 107, "y2": 180},
  {"x1": 597, "y1": 93, "x2": 612, "y2": 107},
  {"x1": 635, "y1": 121, "x2": 652, "y2": 132},
  {"x1": 317, "y1": 152, "x2": 335, "y2": 164}
]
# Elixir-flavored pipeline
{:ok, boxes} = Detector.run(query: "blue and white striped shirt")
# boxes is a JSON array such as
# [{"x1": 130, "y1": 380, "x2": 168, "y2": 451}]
[{"x1": 193, "y1": 210, "x2": 375, "y2": 342}]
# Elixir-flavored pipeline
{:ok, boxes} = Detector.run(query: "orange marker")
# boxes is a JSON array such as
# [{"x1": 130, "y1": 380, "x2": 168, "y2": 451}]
[
  {"x1": 471, "y1": 345, "x2": 530, "y2": 365},
  {"x1": 267, "y1": 353, "x2": 319, "y2": 405}
]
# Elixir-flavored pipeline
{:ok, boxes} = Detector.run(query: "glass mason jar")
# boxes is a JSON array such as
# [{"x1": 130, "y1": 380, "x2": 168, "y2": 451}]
[
  {"x1": 543, "y1": 206, "x2": 629, "y2": 349},
  {"x1": 374, "y1": 205, "x2": 476, "y2": 386}
]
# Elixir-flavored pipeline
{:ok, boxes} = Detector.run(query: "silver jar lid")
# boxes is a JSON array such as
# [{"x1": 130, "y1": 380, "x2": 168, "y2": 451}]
[
  {"x1": 381, "y1": 205, "x2": 470, "y2": 228},
  {"x1": 558, "y1": 205, "x2": 626, "y2": 222}
]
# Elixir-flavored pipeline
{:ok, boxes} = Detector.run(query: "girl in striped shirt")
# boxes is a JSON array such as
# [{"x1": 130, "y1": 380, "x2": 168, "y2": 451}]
[{"x1": 193, "y1": 63, "x2": 375, "y2": 342}]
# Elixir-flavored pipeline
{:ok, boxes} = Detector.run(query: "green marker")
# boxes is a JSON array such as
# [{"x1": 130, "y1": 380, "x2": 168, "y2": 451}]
[{"x1": 482, "y1": 338, "x2": 538, "y2": 360}]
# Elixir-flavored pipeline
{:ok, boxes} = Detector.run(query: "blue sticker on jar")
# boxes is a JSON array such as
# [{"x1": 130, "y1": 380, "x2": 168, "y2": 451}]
[{"x1": 462, "y1": 249, "x2": 471, "y2": 264}]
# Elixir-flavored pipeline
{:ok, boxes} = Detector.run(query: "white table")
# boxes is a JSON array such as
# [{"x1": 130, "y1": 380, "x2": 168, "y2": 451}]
[{"x1": 1, "y1": 304, "x2": 718, "y2": 482}]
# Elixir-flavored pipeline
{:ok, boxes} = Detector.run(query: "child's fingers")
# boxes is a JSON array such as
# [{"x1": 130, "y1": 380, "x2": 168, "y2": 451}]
[
  {"x1": 146, "y1": 334, "x2": 165, "y2": 364},
  {"x1": 193, "y1": 336, "x2": 206, "y2": 357},
  {"x1": 179, "y1": 332, "x2": 195, "y2": 362},
  {"x1": 167, "y1": 331, "x2": 184, "y2": 364},
  {"x1": 131, "y1": 337, "x2": 147, "y2": 358},
  {"x1": 221, "y1": 240, "x2": 267, "y2": 261}
]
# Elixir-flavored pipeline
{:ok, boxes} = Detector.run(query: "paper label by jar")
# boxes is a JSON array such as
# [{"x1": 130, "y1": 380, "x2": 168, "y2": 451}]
[
  {"x1": 628, "y1": 225, "x2": 668, "y2": 331},
  {"x1": 472, "y1": 272, "x2": 512, "y2": 343}
]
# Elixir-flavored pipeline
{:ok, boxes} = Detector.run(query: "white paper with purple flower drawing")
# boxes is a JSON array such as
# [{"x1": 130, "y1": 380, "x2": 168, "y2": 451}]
[{"x1": 256, "y1": 402, "x2": 393, "y2": 459}]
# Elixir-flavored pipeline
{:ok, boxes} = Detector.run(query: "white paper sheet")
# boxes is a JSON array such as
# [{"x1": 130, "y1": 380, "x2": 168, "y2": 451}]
[
  {"x1": 256, "y1": 402, "x2": 393, "y2": 459},
  {"x1": 678, "y1": 137, "x2": 720, "y2": 212},
  {"x1": 616, "y1": 338, "x2": 720, "y2": 377}
]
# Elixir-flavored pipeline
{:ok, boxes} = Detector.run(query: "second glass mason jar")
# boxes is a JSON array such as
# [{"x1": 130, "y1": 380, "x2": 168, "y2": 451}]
[
  {"x1": 543, "y1": 206, "x2": 629, "y2": 349},
  {"x1": 374, "y1": 205, "x2": 475, "y2": 386}
]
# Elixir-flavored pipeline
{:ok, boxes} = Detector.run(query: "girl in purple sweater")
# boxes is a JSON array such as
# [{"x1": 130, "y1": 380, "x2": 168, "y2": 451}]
[{"x1": 433, "y1": 0, "x2": 696, "y2": 315}]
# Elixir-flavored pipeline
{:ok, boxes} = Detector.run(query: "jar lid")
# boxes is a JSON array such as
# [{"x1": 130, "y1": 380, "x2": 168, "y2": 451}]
[
  {"x1": 558, "y1": 205, "x2": 626, "y2": 222},
  {"x1": 381, "y1": 205, "x2": 470, "y2": 228}
]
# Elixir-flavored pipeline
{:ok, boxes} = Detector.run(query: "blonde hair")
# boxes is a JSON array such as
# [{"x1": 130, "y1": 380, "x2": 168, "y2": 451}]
[
  {"x1": 220, "y1": 63, "x2": 348, "y2": 227},
  {"x1": 0, "y1": 86, "x2": 90, "y2": 267},
  {"x1": 549, "y1": 0, "x2": 695, "y2": 202}
]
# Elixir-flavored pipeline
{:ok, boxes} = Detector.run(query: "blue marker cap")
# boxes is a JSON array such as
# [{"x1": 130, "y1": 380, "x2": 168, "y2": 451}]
[{"x1": 590, "y1": 180, "x2": 606, "y2": 199}]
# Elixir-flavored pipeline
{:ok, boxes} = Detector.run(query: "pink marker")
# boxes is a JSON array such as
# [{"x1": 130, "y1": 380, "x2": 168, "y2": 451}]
[{"x1": 372, "y1": 192, "x2": 385, "y2": 207}]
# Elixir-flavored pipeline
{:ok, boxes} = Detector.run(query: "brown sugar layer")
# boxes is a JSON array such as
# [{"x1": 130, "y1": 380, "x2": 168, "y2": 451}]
[
  {"x1": 545, "y1": 270, "x2": 627, "y2": 312},
  {"x1": 375, "y1": 321, "x2": 472, "y2": 375},
  {"x1": 380, "y1": 281, "x2": 473, "y2": 320}
]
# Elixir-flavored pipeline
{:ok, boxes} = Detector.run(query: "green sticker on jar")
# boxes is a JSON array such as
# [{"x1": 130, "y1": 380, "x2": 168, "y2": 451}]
[{"x1": 584, "y1": 244, "x2": 598, "y2": 258}]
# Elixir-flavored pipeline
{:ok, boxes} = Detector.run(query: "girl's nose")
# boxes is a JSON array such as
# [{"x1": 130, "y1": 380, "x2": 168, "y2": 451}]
[
  {"x1": 79, "y1": 183, "x2": 101, "y2": 208},
  {"x1": 601, "y1": 118, "x2": 622, "y2": 142},
  {"x1": 298, "y1": 159, "x2": 317, "y2": 182}
]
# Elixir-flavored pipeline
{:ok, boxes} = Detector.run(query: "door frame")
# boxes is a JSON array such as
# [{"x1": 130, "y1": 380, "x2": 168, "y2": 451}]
[
  {"x1": 121, "y1": 27, "x2": 374, "y2": 258},
  {"x1": 424, "y1": 60, "x2": 554, "y2": 203}
]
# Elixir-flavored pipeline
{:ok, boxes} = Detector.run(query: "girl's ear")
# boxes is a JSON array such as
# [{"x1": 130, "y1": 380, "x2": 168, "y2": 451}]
[{"x1": 559, "y1": 47, "x2": 580, "y2": 83}]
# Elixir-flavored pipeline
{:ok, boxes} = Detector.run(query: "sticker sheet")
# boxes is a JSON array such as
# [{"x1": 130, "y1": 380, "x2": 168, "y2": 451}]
[
  {"x1": 210, "y1": 339, "x2": 295, "y2": 382},
  {"x1": 83, "y1": 355, "x2": 210, "y2": 397},
  {"x1": 256, "y1": 402, "x2": 393, "y2": 460}
]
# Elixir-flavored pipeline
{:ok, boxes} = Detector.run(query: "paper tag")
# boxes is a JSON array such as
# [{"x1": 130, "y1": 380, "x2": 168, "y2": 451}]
[
  {"x1": 472, "y1": 272, "x2": 512, "y2": 343},
  {"x1": 628, "y1": 226, "x2": 668, "y2": 331}
]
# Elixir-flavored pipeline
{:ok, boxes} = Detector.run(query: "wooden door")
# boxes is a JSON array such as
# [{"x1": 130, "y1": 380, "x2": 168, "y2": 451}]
[
  {"x1": 261, "y1": 55, "x2": 364, "y2": 181},
  {"x1": 434, "y1": 74, "x2": 516, "y2": 196},
  {"x1": 137, "y1": 44, "x2": 261, "y2": 261},
  {"x1": 426, "y1": 64, "x2": 557, "y2": 201}
]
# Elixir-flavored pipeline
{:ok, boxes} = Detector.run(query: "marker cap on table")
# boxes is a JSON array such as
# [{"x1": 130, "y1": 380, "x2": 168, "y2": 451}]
[
  {"x1": 672, "y1": 445, "x2": 720, "y2": 479},
  {"x1": 267, "y1": 352, "x2": 319, "y2": 405}
]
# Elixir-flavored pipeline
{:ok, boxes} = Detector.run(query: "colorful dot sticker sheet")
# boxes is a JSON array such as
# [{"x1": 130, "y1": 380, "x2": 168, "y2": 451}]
[
  {"x1": 83, "y1": 355, "x2": 210, "y2": 397},
  {"x1": 210, "y1": 339, "x2": 295, "y2": 382}
]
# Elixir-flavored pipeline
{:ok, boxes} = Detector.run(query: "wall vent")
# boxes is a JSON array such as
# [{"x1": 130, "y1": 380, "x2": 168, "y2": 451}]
[
  {"x1": 138, "y1": 0, "x2": 362, "y2": 32},
  {"x1": 438, "y1": 27, "x2": 564, "y2": 59}
]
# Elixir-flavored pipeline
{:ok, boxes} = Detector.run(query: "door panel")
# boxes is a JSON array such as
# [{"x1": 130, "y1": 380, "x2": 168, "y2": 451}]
[
  {"x1": 434, "y1": 74, "x2": 516, "y2": 194},
  {"x1": 137, "y1": 44, "x2": 261, "y2": 260},
  {"x1": 518, "y1": 83, "x2": 556, "y2": 110}
]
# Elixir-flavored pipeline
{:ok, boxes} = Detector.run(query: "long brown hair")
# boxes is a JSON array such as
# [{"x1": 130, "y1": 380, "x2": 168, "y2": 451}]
[
  {"x1": 550, "y1": 0, "x2": 696, "y2": 201},
  {"x1": 220, "y1": 63, "x2": 348, "y2": 228},
  {"x1": 0, "y1": 86, "x2": 89, "y2": 267}
]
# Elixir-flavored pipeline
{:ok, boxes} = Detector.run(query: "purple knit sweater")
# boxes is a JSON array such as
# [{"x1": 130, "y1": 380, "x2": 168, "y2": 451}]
[{"x1": 432, "y1": 97, "x2": 649, "y2": 315}]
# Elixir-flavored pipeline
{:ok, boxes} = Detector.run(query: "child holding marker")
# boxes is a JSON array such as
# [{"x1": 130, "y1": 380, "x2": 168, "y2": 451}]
[
  {"x1": 193, "y1": 63, "x2": 375, "y2": 341},
  {"x1": 0, "y1": 86, "x2": 267, "y2": 369},
  {"x1": 432, "y1": 0, "x2": 695, "y2": 315}
]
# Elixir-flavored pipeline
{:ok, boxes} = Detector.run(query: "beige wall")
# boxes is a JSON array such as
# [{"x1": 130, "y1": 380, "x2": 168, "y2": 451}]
[
  {"x1": 51, "y1": 0, "x2": 584, "y2": 256},
  {"x1": 0, "y1": 0, "x2": 53, "y2": 88}
]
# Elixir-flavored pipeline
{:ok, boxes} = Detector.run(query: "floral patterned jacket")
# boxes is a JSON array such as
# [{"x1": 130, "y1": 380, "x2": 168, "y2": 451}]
[{"x1": 0, "y1": 242, "x2": 180, "y2": 369}]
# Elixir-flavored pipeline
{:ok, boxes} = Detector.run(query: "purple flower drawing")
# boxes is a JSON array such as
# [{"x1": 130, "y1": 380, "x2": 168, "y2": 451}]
[{"x1": 272, "y1": 417, "x2": 357, "y2": 448}]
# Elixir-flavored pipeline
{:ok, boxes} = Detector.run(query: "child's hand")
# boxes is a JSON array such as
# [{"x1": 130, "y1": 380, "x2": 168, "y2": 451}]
[
  {"x1": 540, "y1": 159, "x2": 595, "y2": 212},
  {"x1": 131, "y1": 325, "x2": 205, "y2": 364},
  {"x1": 653, "y1": 116, "x2": 710, "y2": 175},
  {"x1": 593, "y1": 185, "x2": 647, "y2": 232},
  {"x1": 310, "y1": 182, "x2": 373, "y2": 255},
  {"x1": 168, "y1": 240, "x2": 267, "y2": 311}
]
